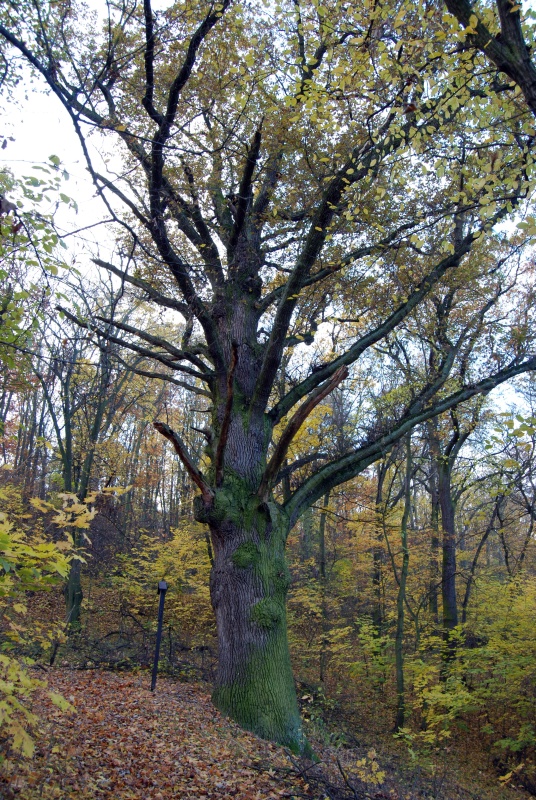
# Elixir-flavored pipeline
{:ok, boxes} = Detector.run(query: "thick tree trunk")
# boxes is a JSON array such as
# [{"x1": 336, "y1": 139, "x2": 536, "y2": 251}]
[
  {"x1": 207, "y1": 512, "x2": 309, "y2": 754},
  {"x1": 174, "y1": 289, "x2": 317, "y2": 753}
]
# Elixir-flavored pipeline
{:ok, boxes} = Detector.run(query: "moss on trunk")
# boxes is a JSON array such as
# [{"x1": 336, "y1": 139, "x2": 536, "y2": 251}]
[
  {"x1": 207, "y1": 501, "x2": 312, "y2": 755},
  {"x1": 212, "y1": 609, "x2": 310, "y2": 755}
]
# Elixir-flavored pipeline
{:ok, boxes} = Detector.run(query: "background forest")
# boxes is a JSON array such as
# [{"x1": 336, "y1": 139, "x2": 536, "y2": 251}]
[{"x1": 1, "y1": 0, "x2": 536, "y2": 797}]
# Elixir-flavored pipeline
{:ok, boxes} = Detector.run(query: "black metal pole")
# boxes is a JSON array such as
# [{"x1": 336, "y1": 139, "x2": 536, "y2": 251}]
[{"x1": 151, "y1": 580, "x2": 168, "y2": 691}]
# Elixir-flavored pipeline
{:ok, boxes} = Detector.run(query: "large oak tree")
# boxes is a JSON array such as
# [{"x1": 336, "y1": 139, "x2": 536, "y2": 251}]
[{"x1": 2, "y1": 0, "x2": 536, "y2": 752}]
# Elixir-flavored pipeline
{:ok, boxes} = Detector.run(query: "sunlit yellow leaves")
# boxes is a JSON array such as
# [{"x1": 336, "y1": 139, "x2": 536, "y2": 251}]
[
  {"x1": 114, "y1": 521, "x2": 213, "y2": 650},
  {"x1": 517, "y1": 215, "x2": 536, "y2": 236},
  {"x1": 0, "y1": 484, "x2": 79, "y2": 759},
  {"x1": 29, "y1": 492, "x2": 97, "y2": 530},
  {"x1": 351, "y1": 750, "x2": 386, "y2": 786},
  {"x1": 48, "y1": 691, "x2": 75, "y2": 713},
  {"x1": 464, "y1": 13, "x2": 480, "y2": 35}
]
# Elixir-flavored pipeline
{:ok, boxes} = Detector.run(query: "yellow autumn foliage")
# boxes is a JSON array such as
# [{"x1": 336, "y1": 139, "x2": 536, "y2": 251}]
[{"x1": 0, "y1": 485, "x2": 94, "y2": 761}]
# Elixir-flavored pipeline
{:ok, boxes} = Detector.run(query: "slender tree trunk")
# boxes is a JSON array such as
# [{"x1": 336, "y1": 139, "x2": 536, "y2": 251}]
[
  {"x1": 496, "y1": 503, "x2": 512, "y2": 577},
  {"x1": 428, "y1": 447, "x2": 440, "y2": 623},
  {"x1": 319, "y1": 491, "x2": 329, "y2": 684},
  {"x1": 461, "y1": 496, "x2": 502, "y2": 623},
  {"x1": 516, "y1": 510, "x2": 535, "y2": 574},
  {"x1": 372, "y1": 462, "x2": 387, "y2": 630},
  {"x1": 57, "y1": 372, "x2": 85, "y2": 627},
  {"x1": 438, "y1": 460, "x2": 458, "y2": 663},
  {"x1": 395, "y1": 435, "x2": 411, "y2": 732},
  {"x1": 65, "y1": 345, "x2": 113, "y2": 626},
  {"x1": 65, "y1": 558, "x2": 83, "y2": 627},
  {"x1": 300, "y1": 503, "x2": 313, "y2": 561},
  {"x1": 0, "y1": 389, "x2": 13, "y2": 459}
]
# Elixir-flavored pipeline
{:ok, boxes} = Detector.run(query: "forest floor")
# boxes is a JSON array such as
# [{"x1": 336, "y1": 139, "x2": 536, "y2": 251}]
[{"x1": 0, "y1": 669, "x2": 532, "y2": 800}]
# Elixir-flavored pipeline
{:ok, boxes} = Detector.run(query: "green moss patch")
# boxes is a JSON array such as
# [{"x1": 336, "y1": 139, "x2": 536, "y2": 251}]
[
  {"x1": 250, "y1": 598, "x2": 283, "y2": 629},
  {"x1": 232, "y1": 541, "x2": 260, "y2": 569}
]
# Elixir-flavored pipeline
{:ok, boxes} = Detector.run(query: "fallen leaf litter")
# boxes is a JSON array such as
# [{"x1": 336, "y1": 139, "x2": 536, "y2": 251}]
[{"x1": 1, "y1": 670, "x2": 317, "y2": 800}]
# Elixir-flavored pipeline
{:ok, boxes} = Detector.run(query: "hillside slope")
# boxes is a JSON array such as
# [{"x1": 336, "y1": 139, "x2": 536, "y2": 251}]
[{"x1": 1, "y1": 670, "x2": 530, "y2": 800}]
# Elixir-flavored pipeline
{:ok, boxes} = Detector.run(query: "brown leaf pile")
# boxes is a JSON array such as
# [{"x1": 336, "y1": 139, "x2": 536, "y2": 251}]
[{"x1": 1, "y1": 670, "x2": 318, "y2": 800}]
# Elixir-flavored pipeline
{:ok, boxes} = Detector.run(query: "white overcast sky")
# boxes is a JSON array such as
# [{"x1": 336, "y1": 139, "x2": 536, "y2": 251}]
[{"x1": 2, "y1": 83, "x2": 116, "y2": 267}]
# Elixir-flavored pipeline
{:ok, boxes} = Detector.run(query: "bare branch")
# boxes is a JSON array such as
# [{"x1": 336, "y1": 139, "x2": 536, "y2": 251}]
[
  {"x1": 57, "y1": 306, "x2": 210, "y2": 382},
  {"x1": 270, "y1": 233, "x2": 476, "y2": 423},
  {"x1": 257, "y1": 220, "x2": 418, "y2": 314},
  {"x1": 94, "y1": 314, "x2": 211, "y2": 373},
  {"x1": 92, "y1": 258, "x2": 190, "y2": 315},
  {"x1": 113, "y1": 353, "x2": 211, "y2": 397},
  {"x1": 274, "y1": 453, "x2": 329, "y2": 486},
  {"x1": 93, "y1": 172, "x2": 152, "y2": 228},
  {"x1": 154, "y1": 421, "x2": 214, "y2": 503}
]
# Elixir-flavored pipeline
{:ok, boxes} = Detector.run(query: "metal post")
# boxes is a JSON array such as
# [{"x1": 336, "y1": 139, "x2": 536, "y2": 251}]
[{"x1": 151, "y1": 580, "x2": 168, "y2": 691}]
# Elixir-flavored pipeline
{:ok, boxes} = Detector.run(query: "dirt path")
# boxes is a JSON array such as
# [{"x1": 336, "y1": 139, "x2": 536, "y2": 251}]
[{"x1": 2, "y1": 670, "x2": 315, "y2": 800}]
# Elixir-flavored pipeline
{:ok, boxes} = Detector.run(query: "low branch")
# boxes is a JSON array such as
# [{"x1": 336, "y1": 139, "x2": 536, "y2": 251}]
[
  {"x1": 114, "y1": 353, "x2": 211, "y2": 397},
  {"x1": 258, "y1": 366, "x2": 348, "y2": 500},
  {"x1": 57, "y1": 306, "x2": 209, "y2": 381},
  {"x1": 153, "y1": 421, "x2": 214, "y2": 504}
]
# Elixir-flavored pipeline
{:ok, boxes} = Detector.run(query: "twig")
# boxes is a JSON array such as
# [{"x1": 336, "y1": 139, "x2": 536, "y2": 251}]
[{"x1": 336, "y1": 757, "x2": 361, "y2": 799}]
